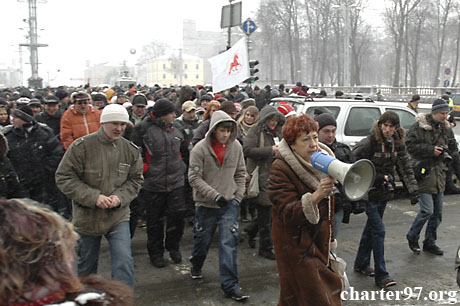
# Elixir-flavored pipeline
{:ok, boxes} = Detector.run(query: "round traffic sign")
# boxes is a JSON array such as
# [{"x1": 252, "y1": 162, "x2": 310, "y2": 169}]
[{"x1": 242, "y1": 18, "x2": 257, "y2": 35}]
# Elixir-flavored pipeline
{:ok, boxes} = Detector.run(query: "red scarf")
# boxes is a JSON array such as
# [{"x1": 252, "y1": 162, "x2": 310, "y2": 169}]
[{"x1": 211, "y1": 139, "x2": 227, "y2": 166}]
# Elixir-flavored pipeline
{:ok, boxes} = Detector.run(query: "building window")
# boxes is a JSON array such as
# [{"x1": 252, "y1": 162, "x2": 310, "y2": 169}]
[
  {"x1": 163, "y1": 63, "x2": 166, "y2": 69},
  {"x1": 184, "y1": 64, "x2": 188, "y2": 70},
  {"x1": 163, "y1": 74, "x2": 166, "y2": 79},
  {"x1": 196, "y1": 74, "x2": 199, "y2": 79},
  {"x1": 184, "y1": 74, "x2": 188, "y2": 79},
  {"x1": 196, "y1": 64, "x2": 199, "y2": 69},
  {"x1": 174, "y1": 74, "x2": 177, "y2": 79}
]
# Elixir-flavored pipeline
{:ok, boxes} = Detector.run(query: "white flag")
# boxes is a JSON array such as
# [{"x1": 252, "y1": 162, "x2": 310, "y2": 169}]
[{"x1": 208, "y1": 37, "x2": 250, "y2": 93}]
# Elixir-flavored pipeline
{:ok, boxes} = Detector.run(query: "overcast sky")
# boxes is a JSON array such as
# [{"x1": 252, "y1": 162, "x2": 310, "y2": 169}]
[
  {"x1": 0, "y1": 0, "x2": 385, "y2": 86},
  {"x1": 0, "y1": 0, "x2": 260, "y2": 85}
]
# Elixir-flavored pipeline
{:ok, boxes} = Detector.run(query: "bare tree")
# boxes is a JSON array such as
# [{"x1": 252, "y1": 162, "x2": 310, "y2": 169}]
[{"x1": 384, "y1": 0, "x2": 422, "y2": 87}]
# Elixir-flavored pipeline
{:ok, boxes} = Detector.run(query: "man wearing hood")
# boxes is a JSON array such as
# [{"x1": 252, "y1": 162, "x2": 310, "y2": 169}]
[{"x1": 188, "y1": 110, "x2": 248, "y2": 302}]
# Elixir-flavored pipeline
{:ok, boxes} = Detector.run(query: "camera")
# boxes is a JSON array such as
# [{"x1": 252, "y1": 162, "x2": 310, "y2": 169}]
[
  {"x1": 439, "y1": 144, "x2": 452, "y2": 163},
  {"x1": 383, "y1": 174, "x2": 395, "y2": 192}
]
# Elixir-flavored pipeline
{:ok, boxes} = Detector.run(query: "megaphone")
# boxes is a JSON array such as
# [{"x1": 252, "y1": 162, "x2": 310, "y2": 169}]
[{"x1": 310, "y1": 152, "x2": 375, "y2": 201}]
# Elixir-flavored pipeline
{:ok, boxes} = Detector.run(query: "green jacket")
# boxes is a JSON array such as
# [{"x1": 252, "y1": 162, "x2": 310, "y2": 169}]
[
  {"x1": 406, "y1": 113, "x2": 460, "y2": 194},
  {"x1": 56, "y1": 128, "x2": 144, "y2": 236}
]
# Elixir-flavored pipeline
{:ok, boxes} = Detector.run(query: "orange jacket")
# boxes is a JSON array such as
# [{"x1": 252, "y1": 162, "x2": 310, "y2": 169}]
[{"x1": 60, "y1": 105, "x2": 101, "y2": 150}]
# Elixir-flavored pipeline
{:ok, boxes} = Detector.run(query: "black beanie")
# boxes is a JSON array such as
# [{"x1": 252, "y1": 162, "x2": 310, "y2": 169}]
[
  {"x1": 152, "y1": 99, "x2": 175, "y2": 117},
  {"x1": 315, "y1": 113, "x2": 336, "y2": 131},
  {"x1": 12, "y1": 105, "x2": 34, "y2": 122}
]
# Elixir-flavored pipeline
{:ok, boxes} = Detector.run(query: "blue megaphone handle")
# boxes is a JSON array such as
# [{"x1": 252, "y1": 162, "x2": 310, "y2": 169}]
[{"x1": 310, "y1": 152, "x2": 335, "y2": 174}]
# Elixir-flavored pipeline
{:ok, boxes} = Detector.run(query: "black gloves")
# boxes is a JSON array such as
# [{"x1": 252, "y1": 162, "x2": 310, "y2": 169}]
[
  {"x1": 409, "y1": 191, "x2": 419, "y2": 205},
  {"x1": 215, "y1": 195, "x2": 229, "y2": 208}
]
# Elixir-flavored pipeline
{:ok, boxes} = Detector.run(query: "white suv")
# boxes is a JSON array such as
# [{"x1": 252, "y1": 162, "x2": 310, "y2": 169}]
[{"x1": 270, "y1": 96, "x2": 417, "y2": 148}]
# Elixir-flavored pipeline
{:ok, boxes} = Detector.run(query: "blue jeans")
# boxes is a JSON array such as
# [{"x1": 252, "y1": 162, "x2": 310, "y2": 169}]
[
  {"x1": 407, "y1": 192, "x2": 443, "y2": 247},
  {"x1": 354, "y1": 200, "x2": 389, "y2": 283},
  {"x1": 77, "y1": 221, "x2": 134, "y2": 288},
  {"x1": 190, "y1": 200, "x2": 240, "y2": 294}
]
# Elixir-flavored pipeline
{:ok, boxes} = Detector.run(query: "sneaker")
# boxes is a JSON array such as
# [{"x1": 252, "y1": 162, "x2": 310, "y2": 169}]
[
  {"x1": 353, "y1": 266, "x2": 375, "y2": 277},
  {"x1": 190, "y1": 266, "x2": 202, "y2": 279},
  {"x1": 225, "y1": 289, "x2": 250, "y2": 301},
  {"x1": 423, "y1": 244, "x2": 444, "y2": 255},
  {"x1": 407, "y1": 234, "x2": 421, "y2": 254},
  {"x1": 259, "y1": 248, "x2": 276, "y2": 260},
  {"x1": 376, "y1": 278, "x2": 397, "y2": 288},
  {"x1": 151, "y1": 256, "x2": 166, "y2": 268},
  {"x1": 169, "y1": 250, "x2": 182, "y2": 263}
]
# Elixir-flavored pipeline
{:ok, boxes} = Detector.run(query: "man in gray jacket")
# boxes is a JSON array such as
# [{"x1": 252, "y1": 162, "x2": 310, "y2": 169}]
[
  {"x1": 56, "y1": 104, "x2": 144, "y2": 288},
  {"x1": 188, "y1": 110, "x2": 249, "y2": 302}
]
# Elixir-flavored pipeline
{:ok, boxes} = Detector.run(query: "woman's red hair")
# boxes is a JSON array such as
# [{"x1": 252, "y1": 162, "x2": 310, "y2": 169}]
[{"x1": 282, "y1": 114, "x2": 318, "y2": 145}]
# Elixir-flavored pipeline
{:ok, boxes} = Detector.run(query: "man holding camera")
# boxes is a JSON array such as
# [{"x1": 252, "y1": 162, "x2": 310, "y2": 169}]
[
  {"x1": 406, "y1": 99, "x2": 460, "y2": 256},
  {"x1": 353, "y1": 111, "x2": 419, "y2": 288},
  {"x1": 188, "y1": 110, "x2": 248, "y2": 302}
]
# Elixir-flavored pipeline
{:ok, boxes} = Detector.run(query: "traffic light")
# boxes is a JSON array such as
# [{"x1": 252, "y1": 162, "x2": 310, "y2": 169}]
[{"x1": 245, "y1": 60, "x2": 259, "y2": 84}]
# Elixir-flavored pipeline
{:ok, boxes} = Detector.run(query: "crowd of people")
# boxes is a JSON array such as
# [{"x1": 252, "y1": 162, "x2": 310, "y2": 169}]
[{"x1": 0, "y1": 81, "x2": 459, "y2": 305}]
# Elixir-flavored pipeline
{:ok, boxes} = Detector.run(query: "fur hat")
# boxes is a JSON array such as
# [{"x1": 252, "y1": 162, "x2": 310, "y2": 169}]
[
  {"x1": 431, "y1": 98, "x2": 449, "y2": 114},
  {"x1": 315, "y1": 113, "x2": 337, "y2": 130},
  {"x1": 100, "y1": 104, "x2": 130, "y2": 124},
  {"x1": 152, "y1": 99, "x2": 175, "y2": 117}
]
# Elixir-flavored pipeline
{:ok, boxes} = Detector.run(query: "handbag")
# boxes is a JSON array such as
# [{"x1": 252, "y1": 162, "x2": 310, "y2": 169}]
[
  {"x1": 329, "y1": 251, "x2": 350, "y2": 292},
  {"x1": 246, "y1": 166, "x2": 259, "y2": 198},
  {"x1": 244, "y1": 132, "x2": 265, "y2": 198}
]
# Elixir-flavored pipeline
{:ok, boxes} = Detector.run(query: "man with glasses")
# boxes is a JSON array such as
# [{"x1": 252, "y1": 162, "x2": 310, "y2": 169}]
[{"x1": 60, "y1": 92, "x2": 101, "y2": 150}]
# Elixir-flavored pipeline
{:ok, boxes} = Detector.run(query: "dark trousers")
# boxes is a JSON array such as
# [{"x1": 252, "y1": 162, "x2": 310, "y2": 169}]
[
  {"x1": 245, "y1": 204, "x2": 273, "y2": 250},
  {"x1": 141, "y1": 187, "x2": 186, "y2": 259}
]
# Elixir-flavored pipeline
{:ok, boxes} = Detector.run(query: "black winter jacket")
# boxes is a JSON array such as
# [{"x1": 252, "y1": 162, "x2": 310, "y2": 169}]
[
  {"x1": 131, "y1": 115, "x2": 189, "y2": 193},
  {"x1": 0, "y1": 133, "x2": 25, "y2": 198},
  {"x1": 3, "y1": 122, "x2": 64, "y2": 191},
  {"x1": 353, "y1": 122, "x2": 418, "y2": 201},
  {"x1": 34, "y1": 110, "x2": 63, "y2": 136}
]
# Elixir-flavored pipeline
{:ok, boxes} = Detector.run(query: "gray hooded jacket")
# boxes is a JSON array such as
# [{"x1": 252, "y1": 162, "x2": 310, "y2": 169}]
[{"x1": 188, "y1": 110, "x2": 246, "y2": 208}]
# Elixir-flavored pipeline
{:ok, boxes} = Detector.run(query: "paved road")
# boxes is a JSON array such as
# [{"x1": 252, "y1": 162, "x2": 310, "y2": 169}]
[{"x1": 97, "y1": 193, "x2": 460, "y2": 305}]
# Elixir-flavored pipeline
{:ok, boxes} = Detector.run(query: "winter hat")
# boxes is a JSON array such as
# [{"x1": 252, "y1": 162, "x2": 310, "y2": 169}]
[
  {"x1": 314, "y1": 107, "x2": 331, "y2": 116},
  {"x1": 100, "y1": 104, "x2": 130, "y2": 124},
  {"x1": 431, "y1": 98, "x2": 449, "y2": 114},
  {"x1": 219, "y1": 101, "x2": 237, "y2": 115},
  {"x1": 43, "y1": 95, "x2": 59, "y2": 104},
  {"x1": 315, "y1": 113, "x2": 337, "y2": 131},
  {"x1": 234, "y1": 93, "x2": 245, "y2": 103},
  {"x1": 411, "y1": 94, "x2": 420, "y2": 102},
  {"x1": 200, "y1": 94, "x2": 212, "y2": 102},
  {"x1": 54, "y1": 89, "x2": 69, "y2": 100},
  {"x1": 132, "y1": 94, "x2": 147, "y2": 106},
  {"x1": 241, "y1": 98, "x2": 256, "y2": 109},
  {"x1": 28, "y1": 98, "x2": 42, "y2": 107},
  {"x1": 12, "y1": 105, "x2": 34, "y2": 122},
  {"x1": 182, "y1": 101, "x2": 196, "y2": 112},
  {"x1": 152, "y1": 98, "x2": 175, "y2": 117},
  {"x1": 277, "y1": 104, "x2": 296, "y2": 118}
]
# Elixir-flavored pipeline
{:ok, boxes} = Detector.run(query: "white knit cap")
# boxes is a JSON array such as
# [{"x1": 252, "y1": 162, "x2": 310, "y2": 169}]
[{"x1": 100, "y1": 104, "x2": 130, "y2": 124}]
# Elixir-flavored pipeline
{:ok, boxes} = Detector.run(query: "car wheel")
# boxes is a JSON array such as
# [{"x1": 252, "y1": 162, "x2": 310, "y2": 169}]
[{"x1": 446, "y1": 172, "x2": 460, "y2": 194}]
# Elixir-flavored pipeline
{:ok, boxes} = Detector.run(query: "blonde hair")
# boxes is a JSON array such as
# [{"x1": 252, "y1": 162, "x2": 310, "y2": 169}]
[{"x1": 0, "y1": 199, "x2": 82, "y2": 304}]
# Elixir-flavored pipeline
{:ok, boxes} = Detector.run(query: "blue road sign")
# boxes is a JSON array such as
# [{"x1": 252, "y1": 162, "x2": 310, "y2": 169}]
[
  {"x1": 242, "y1": 18, "x2": 257, "y2": 35},
  {"x1": 444, "y1": 79, "x2": 450, "y2": 87}
]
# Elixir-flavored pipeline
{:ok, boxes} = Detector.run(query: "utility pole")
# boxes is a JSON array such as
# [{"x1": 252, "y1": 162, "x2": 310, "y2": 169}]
[
  {"x1": 18, "y1": 0, "x2": 48, "y2": 88},
  {"x1": 227, "y1": 0, "x2": 234, "y2": 50}
]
